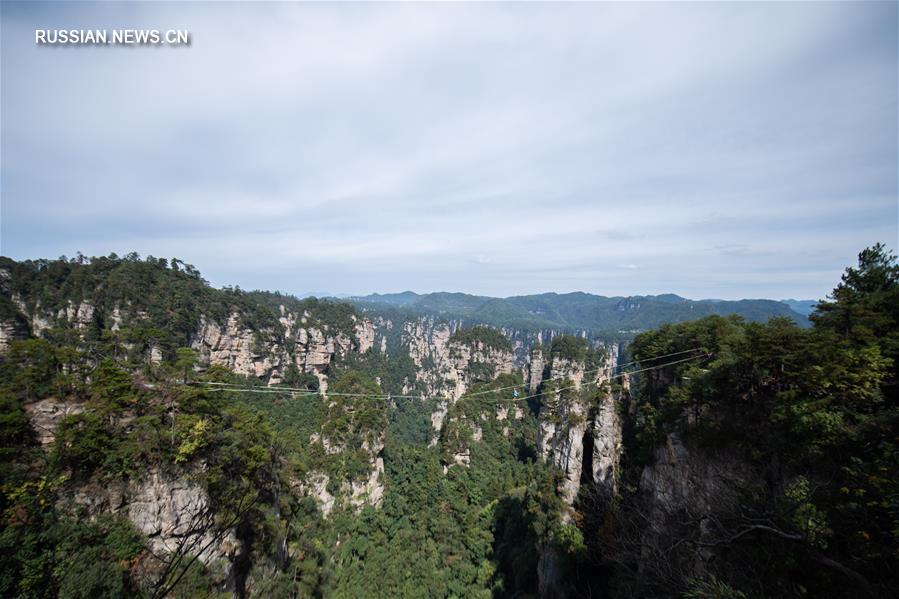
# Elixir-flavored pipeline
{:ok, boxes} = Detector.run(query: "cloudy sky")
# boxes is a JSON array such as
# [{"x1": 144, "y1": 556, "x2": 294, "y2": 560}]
[{"x1": 1, "y1": 1, "x2": 896, "y2": 300}]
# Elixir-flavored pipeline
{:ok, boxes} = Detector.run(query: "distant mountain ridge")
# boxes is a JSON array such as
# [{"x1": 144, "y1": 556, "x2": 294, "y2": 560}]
[
  {"x1": 781, "y1": 298, "x2": 820, "y2": 316},
  {"x1": 352, "y1": 290, "x2": 811, "y2": 334}
]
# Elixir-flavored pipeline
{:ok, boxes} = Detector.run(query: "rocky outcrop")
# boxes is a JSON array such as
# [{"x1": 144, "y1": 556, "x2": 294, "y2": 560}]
[
  {"x1": 299, "y1": 448, "x2": 385, "y2": 516},
  {"x1": 59, "y1": 300, "x2": 95, "y2": 329},
  {"x1": 528, "y1": 348, "x2": 546, "y2": 394},
  {"x1": 297, "y1": 463, "x2": 385, "y2": 517},
  {"x1": 350, "y1": 453, "x2": 385, "y2": 508},
  {"x1": 537, "y1": 343, "x2": 624, "y2": 505},
  {"x1": 23, "y1": 398, "x2": 85, "y2": 446},
  {"x1": 443, "y1": 417, "x2": 482, "y2": 469},
  {"x1": 22, "y1": 400, "x2": 239, "y2": 573},
  {"x1": 2, "y1": 283, "x2": 390, "y2": 392},
  {"x1": 0, "y1": 317, "x2": 29, "y2": 355},
  {"x1": 303, "y1": 404, "x2": 387, "y2": 516},
  {"x1": 8, "y1": 294, "x2": 54, "y2": 338},
  {"x1": 450, "y1": 338, "x2": 515, "y2": 394},
  {"x1": 402, "y1": 318, "x2": 457, "y2": 397},
  {"x1": 61, "y1": 468, "x2": 239, "y2": 580},
  {"x1": 438, "y1": 396, "x2": 525, "y2": 471},
  {"x1": 193, "y1": 313, "x2": 282, "y2": 380},
  {"x1": 192, "y1": 309, "x2": 385, "y2": 391},
  {"x1": 637, "y1": 432, "x2": 756, "y2": 579},
  {"x1": 128, "y1": 470, "x2": 239, "y2": 566},
  {"x1": 399, "y1": 318, "x2": 521, "y2": 440},
  {"x1": 591, "y1": 388, "x2": 622, "y2": 492},
  {"x1": 539, "y1": 397, "x2": 589, "y2": 504},
  {"x1": 298, "y1": 473, "x2": 336, "y2": 516},
  {"x1": 354, "y1": 320, "x2": 376, "y2": 354},
  {"x1": 298, "y1": 326, "x2": 339, "y2": 392},
  {"x1": 6, "y1": 297, "x2": 141, "y2": 344}
]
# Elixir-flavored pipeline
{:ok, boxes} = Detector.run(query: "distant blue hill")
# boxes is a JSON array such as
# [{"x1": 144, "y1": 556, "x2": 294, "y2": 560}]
[
  {"x1": 781, "y1": 299, "x2": 820, "y2": 317},
  {"x1": 351, "y1": 291, "x2": 811, "y2": 335}
]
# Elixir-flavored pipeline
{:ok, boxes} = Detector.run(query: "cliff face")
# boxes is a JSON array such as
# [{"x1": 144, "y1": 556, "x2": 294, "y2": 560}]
[
  {"x1": 59, "y1": 469, "x2": 240, "y2": 589},
  {"x1": 193, "y1": 308, "x2": 384, "y2": 392},
  {"x1": 23, "y1": 398, "x2": 85, "y2": 447},
  {"x1": 0, "y1": 291, "x2": 387, "y2": 392},
  {"x1": 397, "y1": 317, "x2": 518, "y2": 438},
  {"x1": 0, "y1": 317, "x2": 28, "y2": 354},
  {"x1": 0, "y1": 295, "x2": 91, "y2": 349},
  {"x1": 536, "y1": 343, "x2": 624, "y2": 505},
  {"x1": 401, "y1": 318, "x2": 513, "y2": 399},
  {"x1": 1, "y1": 265, "x2": 606, "y2": 411},
  {"x1": 401, "y1": 318, "x2": 459, "y2": 396},
  {"x1": 19, "y1": 396, "x2": 240, "y2": 586},
  {"x1": 303, "y1": 433, "x2": 386, "y2": 516},
  {"x1": 591, "y1": 378, "x2": 624, "y2": 491},
  {"x1": 528, "y1": 348, "x2": 546, "y2": 394},
  {"x1": 193, "y1": 313, "x2": 285, "y2": 381},
  {"x1": 2, "y1": 291, "x2": 531, "y2": 404},
  {"x1": 636, "y1": 432, "x2": 755, "y2": 580},
  {"x1": 299, "y1": 453, "x2": 385, "y2": 516}
]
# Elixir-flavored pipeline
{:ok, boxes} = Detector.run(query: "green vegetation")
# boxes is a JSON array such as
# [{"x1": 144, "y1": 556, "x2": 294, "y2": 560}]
[
  {"x1": 0, "y1": 253, "x2": 361, "y2": 364},
  {"x1": 607, "y1": 244, "x2": 899, "y2": 597},
  {"x1": 0, "y1": 245, "x2": 894, "y2": 597},
  {"x1": 354, "y1": 289, "x2": 809, "y2": 336},
  {"x1": 450, "y1": 325, "x2": 514, "y2": 353},
  {"x1": 549, "y1": 334, "x2": 607, "y2": 374},
  {"x1": 549, "y1": 334, "x2": 589, "y2": 362},
  {"x1": 0, "y1": 335, "x2": 287, "y2": 596},
  {"x1": 0, "y1": 510, "x2": 146, "y2": 599}
]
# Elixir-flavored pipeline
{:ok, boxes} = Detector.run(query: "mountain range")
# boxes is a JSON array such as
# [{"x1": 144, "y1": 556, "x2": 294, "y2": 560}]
[{"x1": 352, "y1": 290, "x2": 812, "y2": 334}]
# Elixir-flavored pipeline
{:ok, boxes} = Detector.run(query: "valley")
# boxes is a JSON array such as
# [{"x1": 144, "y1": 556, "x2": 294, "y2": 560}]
[{"x1": 0, "y1": 248, "x2": 895, "y2": 597}]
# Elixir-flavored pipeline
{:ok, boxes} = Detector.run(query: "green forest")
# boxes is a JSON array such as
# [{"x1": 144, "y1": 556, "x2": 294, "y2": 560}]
[
  {"x1": 0, "y1": 245, "x2": 896, "y2": 598},
  {"x1": 352, "y1": 290, "x2": 809, "y2": 335}
]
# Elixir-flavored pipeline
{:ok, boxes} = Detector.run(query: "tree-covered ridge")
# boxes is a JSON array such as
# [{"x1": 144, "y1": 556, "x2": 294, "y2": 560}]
[
  {"x1": 0, "y1": 341, "x2": 288, "y2": 597},
  {"x1": 549, "y1": 334, "x2": 590, "y2": 363},
  {"x1": 450, "y1": 325, "x2": 513, "y2": 353},
  {"x1": 609, "y1": 244, "x2": 899, "y2": 597},
  {"x1": 0, "y1": 245, "x2": 895, "y2": 598},
  {"x1": 0, "y1": 253, "x2": 362, "y2": 361},
  {"x1": 354, "y1": 288, "x2": 809, "y2": 335},
  {"x1": 0, "y1": 331, "x2": 575, "y2": 597},
  {"x1": 546, "y1": 334, "x2": 609, "y2": 377}
]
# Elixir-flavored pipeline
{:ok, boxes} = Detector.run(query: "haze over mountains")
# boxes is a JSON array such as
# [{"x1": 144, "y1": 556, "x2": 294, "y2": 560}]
[
  {"x1": 781, "y1": 298, "x2": 820, "y2": 316},
  {"x1": 351, "y1": 290, "x2": 812, "y2": 333}
]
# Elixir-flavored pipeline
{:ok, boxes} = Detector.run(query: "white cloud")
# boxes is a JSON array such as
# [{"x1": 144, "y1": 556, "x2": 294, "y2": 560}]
[{"x1": 1, "y1": 1, "x2": 895, "y2": 299}]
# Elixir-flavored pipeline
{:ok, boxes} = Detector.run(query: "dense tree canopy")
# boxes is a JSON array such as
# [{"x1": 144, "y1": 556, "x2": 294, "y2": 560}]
[
  {"x1": 614, "y1": 245, "x2": 899, "y2": 597},
  {"x1": 0, "y1": 246, "x2": 895, "y2": 597}
]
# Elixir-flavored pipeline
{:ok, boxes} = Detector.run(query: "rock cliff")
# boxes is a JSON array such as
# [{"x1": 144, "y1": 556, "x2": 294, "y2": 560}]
[
  {"x1": 3, "y1": 292, "x2": 391, "y2": 393},
  {"x1": 60, "y1": 469, "x2": 240, "y2": 588},
  {"x1": 23, "y1": 398, "x2": 85, "y2": 447},
  {"x1": 636, "y1": 432, "x2": 756, "y2": 580},
  {"x1": 536, "y1": 343, "x2": 624, "y2": 505},
  {"x1": 0, "y1": 317, "x2": 28, "y2": 354},
  {"x1": 301, "y1": 435, "x2": 385, "y2": 516},
  {"x1": 192, "y1": 308, "x2": 385, "y2": 392},
  {"x1": 20, "y1": 400, "x2": 241, "y2": 583}
]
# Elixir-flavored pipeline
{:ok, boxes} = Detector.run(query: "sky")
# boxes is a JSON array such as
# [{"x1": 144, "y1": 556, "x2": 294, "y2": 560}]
[{"x1": 1, "y1": 1, "x2": 896, "y2": 301}]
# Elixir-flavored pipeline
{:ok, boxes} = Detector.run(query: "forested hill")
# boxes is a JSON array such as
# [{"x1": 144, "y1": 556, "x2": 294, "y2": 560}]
[
  {"x1": 352, "y1": 290, "x2": 810, "y2": 332},
  {"x1": 0, "y1": 245, "x2": 896, "y2": 598}
]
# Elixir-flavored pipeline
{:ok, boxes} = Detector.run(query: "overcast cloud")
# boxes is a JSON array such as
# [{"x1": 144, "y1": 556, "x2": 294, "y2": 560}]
[{"x1": 1, "y1": 1, "x2": 896, "y2": 300}]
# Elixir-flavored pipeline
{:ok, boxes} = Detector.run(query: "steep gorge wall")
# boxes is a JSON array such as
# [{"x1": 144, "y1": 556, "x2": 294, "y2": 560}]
[
  {"x1": 535, "y1": 343, "x2": 626, "y2": 505},
  {"x1": 400, "y1": 318, "x2": 515, "y2": 397},
  {"x1": 19, "y1": 397, "x2": 240, "y2": 583},
  {"x1": 191, "y1": 307, "x2": 382, "y2": 393},
  {"x1": 633, "y1": 432, "x2": 758, "y2": 584}
]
